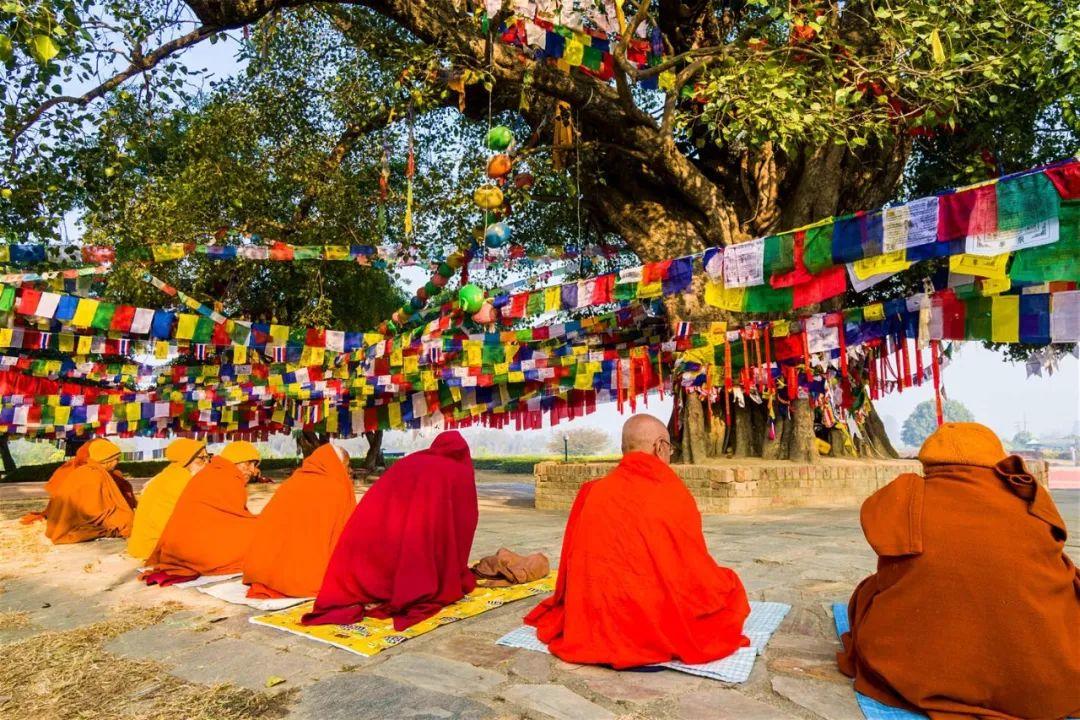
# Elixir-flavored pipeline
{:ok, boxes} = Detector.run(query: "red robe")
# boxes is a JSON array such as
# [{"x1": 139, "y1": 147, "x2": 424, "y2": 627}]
[
  {"x1": 302, "y1": 431, "x2": 478, "y2": 630},
  {"x1": 526, "y1": 452, "x2": 750, "y2": 669}
]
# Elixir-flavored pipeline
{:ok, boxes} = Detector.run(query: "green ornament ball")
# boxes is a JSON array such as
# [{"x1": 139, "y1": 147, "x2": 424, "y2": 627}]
[
  {"x1": 486, "y1": 125, "x2": 514, "y2": 151},
  {"x1": 458, "y1": 283, "x2": 486, "y2": 314}
]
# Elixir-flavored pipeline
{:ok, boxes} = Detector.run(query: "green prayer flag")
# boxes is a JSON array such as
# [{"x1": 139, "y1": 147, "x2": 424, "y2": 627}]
[
  {"x1": 526, "y1": 291, "x2": 544, "y2": 316},
  {"x1": 193, "y1": 316, "x2": 214, "y2": 343},
  {"x1": 614, "y1": 282, "x2": 637, "y2": 302},
  {"x1": 964, "y1": 296, "x2": 992, "y2": 341},
  {"x1": 90, "y1": 302, "x2": 115, "y2": 331},
  {"x1": 996, "y1": 172, "x2": 1060, "y2": 231},
  {"x1": 743, "y1": 284, "x2": 794, "y2": 314},
  {"x1": 763, "y1": 233, "x2": 795, "y2": 277},
  {"x1": 0, "y1": 286, "x2": 15, "y2": 312},
  {"x1": 581, "y1": 46, "x2": 603, "y2": 71},
  {"x1": 843, "y1": 307, "x2": 864, "y2": 324},
  {"x1": 292, "y1": 246, "x2": 322, "y2": 260},
  {"x1": 803, "y1": 223, "x2": 834, "y2": 274},
  {"x1": 1011, "y1": 200, "x2": 1080, "y2": 283}
]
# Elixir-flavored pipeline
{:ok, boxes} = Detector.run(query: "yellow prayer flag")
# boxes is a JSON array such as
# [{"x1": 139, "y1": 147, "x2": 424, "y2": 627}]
[
  {"x1": 154, "y1": 340, "x2": 169, "y2": 359},
  {"x1": 465, "y1": 342, "x2": 481, "y2": 367},
  {"x1": 404, "y1": 354, "x2": 419, "y2": 375},
  {"x1": 949, "y1": 253, "x2": 1009, "y2": 280},
  {"x1": 388, "y1": 402, "x2": 402, "y2": 428},
  {"x1": 308, "y1": 347, "x2": 325, "y2": 366},
  {"x1": 0, "y1": 246, "x2": 8, "y2": 263},
  {"x1": 704, "y1": 281, "x2": 746, "y2": 311},
  {"x1": 772, "y1": 320, "x2": 791, "y2": 337},
  {"x1": 390, "y1": 346, "x2": 403, "y2": 368},
  {"x1": 175, "y1": 314, "x2": 198, "y2": 340},
  {"x1": 0, "y1": 328, "x2": 11, "y2": 348},
  {"x1": 125, "y1": 403, "x2": 141, "y2": 422},
  {"x1": 233, "y1": 345, "x2": 247, "y2": 364},
  {"x1": 564, "y1": 39, "x2": 584, "y2": 66},
  {"x1": 58, "y1": 333, "x2": 74, "y2": 353},
  {"x1": 574, "y1": 366, "x2": 595, "y2": 390},
  {"x1": 77, "y1": 335, "x2": 93, "y2": 355},
  {"x1": 852, "y1": 250, "x2": 911, "y2": 280},
  {"x1": 325, "y1": 246, "x2": 350, "y2": 261},
  {"x1": 151, "y1": 243, "x2": 186, "y2": 262},
  {"x1": 269, "y1": 325, "x2": 290, "y2": 344},
  {"x1": 509, "y1": 370, "x2": 525, "y2": 383},
  {"x1": 326, "y1": 403, "x2": 338, "y2": 432},
  {"x1": 979, "y1": 277, "x2": 1012, "y2": 296},
  {"x1": 864, "y1": 303, "x2": 885, "y2": 321},
  {"x1": 637, "y1": 280, "x2": 663, "y2": 299},
  {"x1": 54, "y1": 406, "x2": 71, "y2": 427},
  {"x1": 544, "y1": 287, "x2": 561, "y2": 313},
  {"x1": 991, "y1": 295, "x2": 1020, "y2": 343},
  {"x1": 71, "y1": 299, "x2": 99, "y2": 327}
]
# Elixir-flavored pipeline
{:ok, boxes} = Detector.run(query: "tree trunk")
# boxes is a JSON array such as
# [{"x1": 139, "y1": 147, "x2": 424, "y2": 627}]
[
  {"x1": 788, "y1": 398, "x2": 819, "y2": 464},
  {"x1": 298, "y1": 429, "x2": 330, "y2": 458},
  {"x1": 362, "y1": 430, "x2": 385, "y2": 471},
  {"x1": 0, "y1": 435, "x2": 16, "y2": 476},
  {"x1": 858, "y1": 402, "x2": 900, "y2": 459}
]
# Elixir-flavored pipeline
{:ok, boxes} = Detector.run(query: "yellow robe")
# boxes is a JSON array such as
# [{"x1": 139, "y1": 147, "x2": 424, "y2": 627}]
[{"x1": 126, "y1": 463, "x2": 193, "y2": 560}]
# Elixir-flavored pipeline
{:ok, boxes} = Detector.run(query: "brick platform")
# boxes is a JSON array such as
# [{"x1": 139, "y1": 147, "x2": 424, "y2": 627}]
[{"x1": 534, "y1": 458, "x2": 1050, "y2": 514}]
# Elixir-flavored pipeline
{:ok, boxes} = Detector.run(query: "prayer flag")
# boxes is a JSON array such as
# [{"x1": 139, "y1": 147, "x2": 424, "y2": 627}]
[
  {"x1": 990, "y1": 295, "x2": 1020, "y2": 343},
  {"x1": 71, "y1": 299, "x2": 99, "y2": 328},
  {"x1": 1050, "y1": 290, "x2": 1080, "y2": 342}
]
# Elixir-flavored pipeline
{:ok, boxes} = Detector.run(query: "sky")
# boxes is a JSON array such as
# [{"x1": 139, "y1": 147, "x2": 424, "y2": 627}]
[{"x1": 61, "y1": 32, "x2": 1080, "y2": 452}]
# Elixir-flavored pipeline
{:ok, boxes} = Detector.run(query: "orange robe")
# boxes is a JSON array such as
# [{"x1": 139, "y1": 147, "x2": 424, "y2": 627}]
[
  {"x1": 838, "y1": 455, "x2": 1080, "y2": 719},
  {"x1": 525, "y1": 452, "x2": 750, "y2": 668},
  {"x1": 145, "y1": 457, "x2": 257, "y2": 577},
  {"x1": 242, "y1": 445, "x2": 356, "y2": 598},
  {"x1": 44, "y1": 460, "x2": 134, "y2": 544},
  {"x1": 21, "y1": 446, "x2": 90, "y2": 524}
]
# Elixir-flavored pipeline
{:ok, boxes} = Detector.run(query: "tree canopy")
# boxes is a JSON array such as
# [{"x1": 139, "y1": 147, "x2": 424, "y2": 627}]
[{"x1": 901, "y1": 398, "x2": 974, "y2": 447}]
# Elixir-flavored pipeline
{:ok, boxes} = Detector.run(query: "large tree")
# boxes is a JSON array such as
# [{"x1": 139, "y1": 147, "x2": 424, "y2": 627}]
[{"x1": 1, "y1": 0, "x2": 1077, "y2": 462}]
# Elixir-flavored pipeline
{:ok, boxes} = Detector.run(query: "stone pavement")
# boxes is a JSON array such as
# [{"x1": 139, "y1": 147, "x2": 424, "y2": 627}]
[{"x1": 1, "y1": 473, "x2": 1076, "y2": 720}]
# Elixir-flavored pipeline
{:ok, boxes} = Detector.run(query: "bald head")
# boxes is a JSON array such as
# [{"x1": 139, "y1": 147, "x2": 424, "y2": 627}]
[
  {"x1": 332, "y1": 445, "x2": 350, "y2": 466},
  {"x1": 621, "y1": 414, "x2": 671, "y2": 460}
]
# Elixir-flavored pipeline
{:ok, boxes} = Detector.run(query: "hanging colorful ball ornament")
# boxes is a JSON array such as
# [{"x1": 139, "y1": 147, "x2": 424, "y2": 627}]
[
  {"x1": 458, "y1": 283, "x2": 486, "y2": 314},
  {"x1": 471, "y1": 301, "x2": 497, "y2": 324},
  {"x1": 431, "y1": 272, "x2": 448, "y2": 288},
  {"x1": 446, "y1": 251, "x2": 466, "y2": 269},
  {"x1": 416, "y1": 287, "x2": 428, "y2": 302},
  {"x1": 486, "y1": 154, "x2": 512, "y2": 179},
  {"x1": 484, "y1": 222, "x2": 511, "y2": 248},
  {"x1": 473, "y1": 184, "x2": 504, "y2": 210},
  {"x1": 513, "y1": 173, "x2": 535, "y2": 190},
  {"x1": 409, "y1": 296, "x2": 425, "y2": 311},
  {"x1": 486, "y1": 125, "x2": 513, "y2": 151},
  {"x1": 423, "y1": 281, "x2": 439, "y2": 296}
]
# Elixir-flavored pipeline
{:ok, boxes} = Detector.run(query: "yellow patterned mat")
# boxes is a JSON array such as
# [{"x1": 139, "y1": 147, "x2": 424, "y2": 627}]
[{"x1": 249, "y1": 573, "x2": 556, "y2": 657}]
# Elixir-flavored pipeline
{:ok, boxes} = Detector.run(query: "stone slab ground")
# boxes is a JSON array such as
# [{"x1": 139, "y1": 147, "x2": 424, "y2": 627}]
[{"x1": 1, "y1": 472, "x2": 1076, "y2": 719}]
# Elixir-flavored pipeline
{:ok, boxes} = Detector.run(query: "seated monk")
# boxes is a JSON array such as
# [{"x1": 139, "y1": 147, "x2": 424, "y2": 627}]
[
  {"x1": 302, "y1": 431, "x2": 478, "y2": 630},
  {"x1": 20, "y1": 442, "x2": 90, "y2": 524},
  {"x1": 45, "y1": 439, "x2": 135, "y2": 544},
  {"x1": 144, "y1": 441, "x2": 260, "y2": 579},
  {"x1": 838, "y1": 423, "x2": 1080, "y2": 719},
  {"x1": 525, "y1": 415, "x2": 750, "y2": 669},
  {"x1": 242, "y1": 444, "x2": 356, "y2": 599},
  {"x1": 126, "y1": 438, "x2": 209, "y2": 560}
]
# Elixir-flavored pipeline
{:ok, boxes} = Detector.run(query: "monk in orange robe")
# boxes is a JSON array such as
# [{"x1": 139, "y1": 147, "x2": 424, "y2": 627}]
[
  {"x1": 45, "y1": 439, "x2": 135, "y2": 544},
  {"x1": 242, "y1": 444, "x2": 355, "y2": 599},
  {"x1": 526, "y1": 415, "x2": 750, "y2": 669},
  {"x1": 838, "y1": 423, "x2": 1080, "y2": 719},
  {"x1": 20, "y1": 442, "x2": 91, "y2": 524},
  {"x1": 144, "y1": 441, "x2": 260, "y2": 579}
]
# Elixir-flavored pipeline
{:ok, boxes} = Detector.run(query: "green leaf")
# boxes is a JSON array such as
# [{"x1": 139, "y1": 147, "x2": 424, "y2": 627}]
[
  {"x1": 0, "y1": 35, "x2": 11, "y2": 63},
  {"x1": 929, "y1": 29, "x2": 947, "y2": 64},
  {"x1": 31, "y1": 34, "x2": 59, "y2": 63}
]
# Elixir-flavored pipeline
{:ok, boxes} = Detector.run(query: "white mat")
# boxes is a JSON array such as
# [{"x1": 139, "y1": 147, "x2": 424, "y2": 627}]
[
  {"x1": 173, "y1": 573, "x2": 242, "y2": 589},
  {"x1": 496, "y1": 601, "x2": 790, "y2": 683},
  {"x1": 196, "y1": 579, "x2": 311, "y2": 611}
]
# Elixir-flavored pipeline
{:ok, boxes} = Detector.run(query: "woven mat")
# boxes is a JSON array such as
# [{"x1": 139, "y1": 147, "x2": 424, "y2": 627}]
[
  {"x1": 496, "y1": 600, "x2": 791, "y2": 683},
  {"x1": 249, "y1": 573, "x2": 556, "y2": 657}
]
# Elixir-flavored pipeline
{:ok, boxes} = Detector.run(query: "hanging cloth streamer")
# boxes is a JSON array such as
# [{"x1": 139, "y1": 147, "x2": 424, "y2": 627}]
[
  {"x1": 930, "y1": 340, "x2": 944, "y2": 426},
  {"x1": 552, "y1": 101, "x2": 574, "y2": 172}
]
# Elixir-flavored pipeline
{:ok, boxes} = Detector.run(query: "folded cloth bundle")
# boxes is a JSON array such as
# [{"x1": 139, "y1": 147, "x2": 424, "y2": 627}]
[
  {"x1": 471, "y1": 548, "x2": 550, "y2": 587},
  {"x1": 141, "y1": 570, "x2": 198, "y2": 587}
]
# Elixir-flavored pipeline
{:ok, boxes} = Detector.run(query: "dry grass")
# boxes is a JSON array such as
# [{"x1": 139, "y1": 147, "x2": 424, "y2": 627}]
[
  {"x1": 0, "y1": 518, "x2": 49, "y2": 566},
  {"x1": 0, "y1": 604, "x2": 295, "y2": 720},
  {"x1": 0, "y1": 497, "x2": 46, "y2": 521},
  {"x1": 0, "y1": 610, "x2": 29, "y2": 629}
]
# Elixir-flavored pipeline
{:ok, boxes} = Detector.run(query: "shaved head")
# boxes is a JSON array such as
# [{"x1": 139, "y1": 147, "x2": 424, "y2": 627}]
[
  {"x1": 621, "y1": 414, "x2": 672, "y2": 462},
  {"x1": 332, "y1": 445, "x2": 350, "y2": 466}
]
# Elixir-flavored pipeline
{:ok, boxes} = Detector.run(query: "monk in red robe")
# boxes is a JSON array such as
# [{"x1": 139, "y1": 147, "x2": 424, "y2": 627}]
[
  {"x1": 144, "y1": 441, "x2": 260, "y2": 580},
  {"x1": 45, "y1": 439, "x2": 135, "y2": 544},
  {"x1": 302, "y1": 431, "x2": 477, "y2": 630},
  {"x1": 242, "y1": 444, "x2": 356, "y2": 599},
  {"x1": 838, "y1": 423, "x2": 1080, "y2": 719},
  {"x1": 526, "y1": 415, "x2": 750, "y2": 669}
]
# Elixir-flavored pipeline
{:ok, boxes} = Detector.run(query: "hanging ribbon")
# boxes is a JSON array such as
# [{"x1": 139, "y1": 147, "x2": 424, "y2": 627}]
[{"x1": 930, "y1": 339, "x2": 944, "y2": 426}]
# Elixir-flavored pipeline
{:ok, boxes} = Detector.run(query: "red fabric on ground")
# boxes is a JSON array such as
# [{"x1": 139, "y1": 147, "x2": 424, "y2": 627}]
[
  {"x1": 301, "y1": 431, "x2": 478, "y2": 630},
  {"x1": 525, "y1": 452, "x2": 751, "y2": 669}
]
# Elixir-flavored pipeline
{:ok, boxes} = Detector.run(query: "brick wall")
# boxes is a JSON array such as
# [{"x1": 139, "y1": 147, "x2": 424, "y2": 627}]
[{"x1": 534, "y1": 458, "x2": 1050, "y2": 514}]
